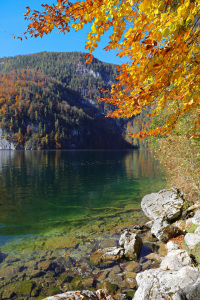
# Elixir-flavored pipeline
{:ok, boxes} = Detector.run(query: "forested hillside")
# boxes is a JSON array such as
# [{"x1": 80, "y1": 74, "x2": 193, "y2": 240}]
[{"x1": 0, "y1": 52, "x2": 135, "y2": 149}]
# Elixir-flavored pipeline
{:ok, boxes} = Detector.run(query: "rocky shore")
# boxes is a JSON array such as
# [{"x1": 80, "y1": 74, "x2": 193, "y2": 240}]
[{"x1": 1, "y1": 187, "x2": 200, "y2": 299}]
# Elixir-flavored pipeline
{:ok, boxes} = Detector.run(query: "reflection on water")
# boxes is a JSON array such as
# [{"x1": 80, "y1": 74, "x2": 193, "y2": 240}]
[{"x1": 0, "y1": 150, "x2": 165, "y2": 247}]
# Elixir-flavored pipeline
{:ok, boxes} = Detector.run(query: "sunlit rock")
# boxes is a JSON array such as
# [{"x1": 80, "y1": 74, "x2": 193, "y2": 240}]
[{"x1": 141, "y1": 187, "x2": 184, "y2": 222}]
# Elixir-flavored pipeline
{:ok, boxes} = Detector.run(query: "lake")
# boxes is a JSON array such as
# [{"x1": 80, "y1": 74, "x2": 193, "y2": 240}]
[
  {"x1": 0, "y1": 150, "x2": 165, "y2": 247},
  {"x1": 0, "y1": 150, "x2": 166, "y2": 299}
]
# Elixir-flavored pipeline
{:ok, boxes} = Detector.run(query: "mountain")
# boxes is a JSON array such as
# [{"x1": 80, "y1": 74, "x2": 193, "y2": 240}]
[{"x1": 0, "y1": 51, "x2": 135, "y2": 150}]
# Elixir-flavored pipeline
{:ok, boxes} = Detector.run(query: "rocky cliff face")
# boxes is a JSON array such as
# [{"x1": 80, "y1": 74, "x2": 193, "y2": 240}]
[{"x1": 0, "y1": 129, "x2": 15, "y2": 150}]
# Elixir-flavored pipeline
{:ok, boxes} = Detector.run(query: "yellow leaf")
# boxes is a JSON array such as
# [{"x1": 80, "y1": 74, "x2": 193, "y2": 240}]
[
  {"x1": 192, "y1": 46, "x2": 199, "y2": 54},
  {"x1": 162, "y1": 28, "x2": 169, "y2": 37}
]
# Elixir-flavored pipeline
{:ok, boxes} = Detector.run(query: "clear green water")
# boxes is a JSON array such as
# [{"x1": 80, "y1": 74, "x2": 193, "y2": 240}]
[{"x1": 0, "y1": 150, "x2": 165, "y2": 249}]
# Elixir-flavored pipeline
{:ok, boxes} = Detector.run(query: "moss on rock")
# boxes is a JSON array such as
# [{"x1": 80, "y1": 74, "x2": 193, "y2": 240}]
[
  {"x1": 101, "y1": 281, "x2": 119, "y2": 295},
  {"x1": 70, "y1": 276, "x2": 83, "y2": 290},
  {"x1": 17, "y1": 280, "x2": 34, "y2": 296},
  {"x1": 49, "y1": 285, "x2": 61, "y2": 296}
]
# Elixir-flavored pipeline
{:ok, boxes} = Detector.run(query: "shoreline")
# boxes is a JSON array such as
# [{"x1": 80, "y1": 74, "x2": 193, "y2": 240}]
[{"x1": 1, "y1": 187, "x2": 199, "y2": 299}]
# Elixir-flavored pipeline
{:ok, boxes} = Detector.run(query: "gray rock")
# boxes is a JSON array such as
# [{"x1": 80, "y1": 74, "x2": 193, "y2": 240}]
[
  {"x1": 195, "y1": 226, "x2": 200, "y2": 235},
  {"x1": 134, "y1": 266, "x2": 199, "y2": 300},
  {"x1": 42, "y1": 290, "x2": 99, "y2": 300},
  {"x1": 174, "y1": 275, "x2": 200, "y2": 300},
  {"x1": 167, "y1": 241, "x2": 179, "y2": 252},
  {"x1": 141, "y1": 187, "x2": 184, "y2": 222},
  {"x1": 192, "y1": 210, "x2": 200, "y2": 226},
  {"x1": 119, "y1": 230, "x2": 142, "y2": 260},
  {"x1": 187, "y1": 203, "x2": 200, "y2": 212},
  {"x1": 184, "y1": 233, "x2": 200, "y2": 249},
  {"x1": 0, "y1": 129, "x2": 15, "y2": 150},
  {"x1": 151, "y1": 218, "x2": 182, "y2": 242},
  {"x1": 145, "y1": 253, "x2": 162, "y2": 263},
  {"x1": 186, "y1": 217, "x2": 194, "y2": 225},
  {"x1": 125, "y1": 261, "x2": 141, "y2": 273},
  {"x1": 90, "y1": 247, "x2": 124, "y2": 265},
  {"x1": 101, "y1": 247, "x2": 125, "y2": 261},
  {"x1": 145, "y1": 221, "x2": 154, "y2": 228},
  {"x1": 160, "y1": 249, "x2": 192, "y2": 271}
]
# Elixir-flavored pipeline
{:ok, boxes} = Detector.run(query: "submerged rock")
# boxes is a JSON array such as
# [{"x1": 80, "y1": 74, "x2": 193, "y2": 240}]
[
  {"x1": 102, "y1": 247, "x2": 125, "y2": 261},
  {"x1": 141, "y1": 187, "x2": 184, "y2": 222},
  {"x1": 42, "y1": 290, "x2": 100, "y2": 300},
  {"x1": 0, "y1": 251, "x2": 7, "y2": 262},
  {"x1": 90, "y1": 247, "x2": 124, "y2": 266}
]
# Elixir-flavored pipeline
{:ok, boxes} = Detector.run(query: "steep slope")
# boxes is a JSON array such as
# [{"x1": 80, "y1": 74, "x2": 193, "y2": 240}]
[{"x1": 0, "y1": 52, "x2": 133, "y2": 149}]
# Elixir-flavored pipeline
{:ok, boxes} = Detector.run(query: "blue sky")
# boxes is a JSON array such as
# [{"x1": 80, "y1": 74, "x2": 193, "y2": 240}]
[{"x1": 0, "y1": 0, "x2": 124, "y2": 65}]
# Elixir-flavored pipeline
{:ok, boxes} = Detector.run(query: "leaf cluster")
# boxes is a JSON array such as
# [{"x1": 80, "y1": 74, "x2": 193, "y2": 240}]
[{"x1": 22, "y1": 0, "x2": 200, "y2": 138}]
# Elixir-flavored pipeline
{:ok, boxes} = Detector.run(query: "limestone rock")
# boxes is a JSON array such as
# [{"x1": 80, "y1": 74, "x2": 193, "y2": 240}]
[
  {"x1": 175, "y1": 276, "x2": 200, "y2": 300},
  {"x1": 167, "y1": 241, "x2": 179, "y2": 252},
  {"x1": 184, "y1": 233, "x2": 200, "y2": 249},
  {"x1": 145, "y1": 221, "x2": 154, "y2": 228},
  {"x1": 187, "y1": 203, "x2": 200, "y2": 212},
  {"x1": 0, "y1": 129, "x2": 15, "y2": 150},
  {"x1": 192, "y1": 210, "x2": 200, "y2": 226},
  {"x1": 145, "y1": 253, "x2": 162, "y2": 263},
  {"x1": 134, "y1": 266, "x2": 199, "y2": 300},
  {"x1": 101, "y1": 247, "x2": 125, "y2": 261},
  {"x1": 90, "y1": 247, "x2": 124, "y2": 265},
  {"x1": 126, "y1": 272, "x2": 137, "y2": 278},
  {"x1": 42, "y1": 290, "x2": 99, "y2": 300},
  {"x1": 125, "y1": 277, "x2": 137, "y2": 289},
  {"x1": 186, "y1": 217, "x2": 194, "y2": 225},
  {"x1": 119, "y1": 230, "x2": 142, "y2": 260},
  {"x1": 141, "y1": 187, "x2": 184, "y2": 222},
  {"x1": 160, "y1": 249, "x2": 192, "y2": 271},
  {"x1": 195, "y1": 226, "x2": 200, "y2": 235},
  {"x1": 125, "y1": 261, "x2": 141, "y2": 273},
  {"x1": 151, "y1": 218, "x2": 182, "y2": 242}
]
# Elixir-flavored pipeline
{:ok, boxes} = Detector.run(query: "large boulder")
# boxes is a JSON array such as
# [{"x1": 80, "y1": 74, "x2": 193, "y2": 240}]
[
  {"x1": 160, "y1": 249, "x2": 192, "y2": 271},
  {"x1": 119, "y1": 230, "x2": 143, "y2": 260},
  {"x1": 141, "y1": 187, "x2": 184, "y2": 222},
  {"x1": 151, "y1": 218, "x2": 182, "y2": 242},
  {"x1": 134, "y1": 266, "x2": 199, "y2": 300},
  {"x1": 175, "y1": 276, "x2": 200, "y2": 300}
]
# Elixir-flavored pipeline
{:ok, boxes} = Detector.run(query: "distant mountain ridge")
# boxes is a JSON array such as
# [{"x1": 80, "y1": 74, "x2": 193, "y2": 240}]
[{"x1": 0, "y1": 52, "x2": 134, "y2": 150}]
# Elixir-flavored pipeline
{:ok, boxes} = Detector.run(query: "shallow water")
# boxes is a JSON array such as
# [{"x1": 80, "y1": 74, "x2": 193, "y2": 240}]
[
  {"x1": 0, "y1": 150, "x2": 166, "y2": 299},
  {"x1": 0, "y1": 149, "x2": 165, "y2": 248}
]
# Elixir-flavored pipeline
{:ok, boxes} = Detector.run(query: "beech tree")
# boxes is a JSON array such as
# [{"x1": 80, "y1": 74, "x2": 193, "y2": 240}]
[{"x1": 23, "y1": 0, "x2": 200, "y2": 137}]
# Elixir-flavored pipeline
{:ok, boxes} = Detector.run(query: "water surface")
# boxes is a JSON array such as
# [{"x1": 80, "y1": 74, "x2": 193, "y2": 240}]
[{"x1": 0, "y1": 150, "x2": 165, "y2": 249}]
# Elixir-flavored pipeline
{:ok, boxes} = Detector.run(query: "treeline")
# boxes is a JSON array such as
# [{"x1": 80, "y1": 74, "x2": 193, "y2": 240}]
[
  {"x1": 0, "y1": 52, "x2": 133, "y2": 150},
  {"x1": 0, "y1": 51, "x2": 117, "y2": 112}
]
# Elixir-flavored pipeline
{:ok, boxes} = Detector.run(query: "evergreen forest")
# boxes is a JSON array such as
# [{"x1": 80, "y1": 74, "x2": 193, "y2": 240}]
[{"x1": 0, "y1": 51, "x2": 140, "y2": 150}]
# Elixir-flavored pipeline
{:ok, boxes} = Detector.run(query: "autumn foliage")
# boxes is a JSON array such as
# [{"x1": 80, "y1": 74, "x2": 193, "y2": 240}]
[{"x1": 22, "y1": 0, "x2": 200, "y2": 138}]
